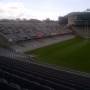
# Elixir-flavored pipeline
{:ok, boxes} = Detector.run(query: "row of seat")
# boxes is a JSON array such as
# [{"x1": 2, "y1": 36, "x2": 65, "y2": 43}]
[
  {"x1": 0, "y1": 51, "x2": 90, "y2": 90},
  {"x1": 0, "y1": 21, "x2": 72, "y2": 42},
  {"x1": 0, "y1": 78, "x2": 29, "y2": 90},
  {"x1": 0, "y1": 57, "x2": 54, "y2": 90}
]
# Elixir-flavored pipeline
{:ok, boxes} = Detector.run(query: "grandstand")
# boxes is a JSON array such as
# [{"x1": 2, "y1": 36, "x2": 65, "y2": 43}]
[
  {"x1": 0, "y1": 20, "x2": 72, "y2": 44},
  {"x1": 0, "y1": 48, "x2": 90, "y2": 90}
]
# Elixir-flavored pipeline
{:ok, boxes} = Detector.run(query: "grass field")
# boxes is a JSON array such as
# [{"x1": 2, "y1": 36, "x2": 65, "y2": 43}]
[{"x1": 25, "y1": 37, "x2": 90, "y2": 73}]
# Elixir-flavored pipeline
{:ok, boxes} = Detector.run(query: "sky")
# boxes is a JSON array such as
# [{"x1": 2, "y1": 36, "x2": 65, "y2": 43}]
[{"x1": 0, "y1": 0, "x2": 90, "y2": 20}]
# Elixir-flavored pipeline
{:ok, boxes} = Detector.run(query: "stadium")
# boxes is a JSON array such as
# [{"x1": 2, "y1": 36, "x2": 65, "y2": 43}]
[
  {"x1": 0, "y1": 11, "x2": 90, "y2": 90},
  {"x1": 0, "y1": 11, "x2": 90, "y2": 73}
]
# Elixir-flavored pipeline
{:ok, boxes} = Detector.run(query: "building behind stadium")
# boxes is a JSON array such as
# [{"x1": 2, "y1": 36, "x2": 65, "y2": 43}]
[{"x1": 68, "y1": 11, "x2": 90, "y2": 38}]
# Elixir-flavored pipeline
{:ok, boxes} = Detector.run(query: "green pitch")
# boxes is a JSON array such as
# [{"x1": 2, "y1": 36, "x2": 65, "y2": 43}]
[{"x1": 25, "y1": 37, "x2": 90, "y2": 73}]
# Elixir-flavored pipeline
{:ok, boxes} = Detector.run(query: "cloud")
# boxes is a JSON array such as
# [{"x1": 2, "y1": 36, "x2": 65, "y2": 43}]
[
  {"x1": 0, "y1": 1, "x2": 59, "y2": 20},
  {"x1": 0, "y1": 2, "x2": 31, "y2": 19}
]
